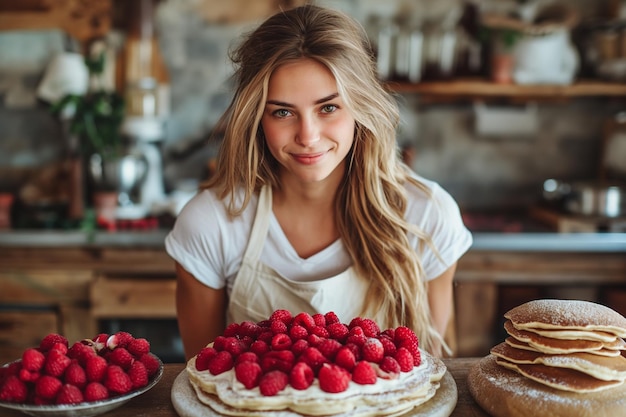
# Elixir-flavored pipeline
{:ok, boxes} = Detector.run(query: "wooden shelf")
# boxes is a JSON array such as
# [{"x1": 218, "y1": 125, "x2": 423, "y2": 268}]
[{"x1": 388, "y1": 78, "x2": 626, "y2": 100}]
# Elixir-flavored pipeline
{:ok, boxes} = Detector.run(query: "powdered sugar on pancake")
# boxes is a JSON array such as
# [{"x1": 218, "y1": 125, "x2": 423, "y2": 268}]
[{"x1": 505, "y1": 299, "x2": 626, "y2": 337}]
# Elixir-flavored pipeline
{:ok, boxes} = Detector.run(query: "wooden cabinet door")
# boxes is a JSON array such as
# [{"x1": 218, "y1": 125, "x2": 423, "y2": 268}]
[{"x1": 0, "y1": 310, "x2": 58, "y2": 364}]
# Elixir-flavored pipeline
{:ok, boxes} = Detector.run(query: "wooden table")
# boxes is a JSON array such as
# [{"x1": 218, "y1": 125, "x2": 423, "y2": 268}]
[{"x1": 2, "y1": 358, "x2": 489, "y2": 417}]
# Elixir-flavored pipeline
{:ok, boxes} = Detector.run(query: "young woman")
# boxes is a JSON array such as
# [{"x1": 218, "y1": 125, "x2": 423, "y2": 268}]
[{"x1": 165, "y1": 5, "x2": 472, "y2": 360}]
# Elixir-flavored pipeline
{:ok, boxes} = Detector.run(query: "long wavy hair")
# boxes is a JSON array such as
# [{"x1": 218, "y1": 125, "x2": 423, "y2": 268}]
[{"x1": 204, "y1": 4, "x2": 443, "y2": 353}]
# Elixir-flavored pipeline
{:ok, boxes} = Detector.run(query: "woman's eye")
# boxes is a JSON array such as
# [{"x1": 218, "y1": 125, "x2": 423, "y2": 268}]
[
  {"x1": 321, "y1": 104, "x2": 337, "y2": 113},
  {"x1": 273, "y1": 109, "x2": 291, "y2": 118}
]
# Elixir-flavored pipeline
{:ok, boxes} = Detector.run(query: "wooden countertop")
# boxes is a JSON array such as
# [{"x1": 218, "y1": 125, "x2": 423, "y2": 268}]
[{"x1": 2, "y1": 358, "x2": 489, "y2": 417}]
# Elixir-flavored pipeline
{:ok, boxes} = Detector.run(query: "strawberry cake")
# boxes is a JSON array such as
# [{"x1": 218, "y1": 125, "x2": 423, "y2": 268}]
[{"x1": 180, "y1": 310, "x2": 451, "y2": 417}]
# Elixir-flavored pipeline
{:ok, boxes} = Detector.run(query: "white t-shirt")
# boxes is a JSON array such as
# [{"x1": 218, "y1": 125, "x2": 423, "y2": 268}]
[{"x1": 165, "y1": 175, "x2": 473, "y2": 296}]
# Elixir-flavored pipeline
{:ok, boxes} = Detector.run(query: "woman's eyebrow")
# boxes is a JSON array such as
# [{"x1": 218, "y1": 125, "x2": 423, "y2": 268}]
[{"x1": 266, "y1": 93, "x2": 339, "y2": 108}]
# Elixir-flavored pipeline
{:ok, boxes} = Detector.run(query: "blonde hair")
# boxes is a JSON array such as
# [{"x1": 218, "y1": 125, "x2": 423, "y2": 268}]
[{"x1": 205, "y1": 5, "x2": 443, "y2": 353}]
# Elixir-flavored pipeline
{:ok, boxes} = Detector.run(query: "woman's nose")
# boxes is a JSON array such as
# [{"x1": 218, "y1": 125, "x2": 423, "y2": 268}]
[{"x1": 296, "y1": 116, "x2": 320, "y2": 146}]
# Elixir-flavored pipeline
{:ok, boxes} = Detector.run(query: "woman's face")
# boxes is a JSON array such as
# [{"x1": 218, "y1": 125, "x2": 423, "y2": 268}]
[{"x1": 261, "y1": 58, "x2": 355, "y2": 186}]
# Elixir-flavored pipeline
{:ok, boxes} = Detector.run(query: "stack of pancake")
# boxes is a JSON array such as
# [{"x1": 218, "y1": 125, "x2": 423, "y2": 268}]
[{"x1": 490, "y1": 299, "x2": 626, "y2": 393}]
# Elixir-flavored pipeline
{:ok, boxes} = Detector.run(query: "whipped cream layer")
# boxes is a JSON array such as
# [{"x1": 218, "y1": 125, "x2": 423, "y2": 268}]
[{"x1": 187, "y1": 349, "x2": 446, "y2": 417}]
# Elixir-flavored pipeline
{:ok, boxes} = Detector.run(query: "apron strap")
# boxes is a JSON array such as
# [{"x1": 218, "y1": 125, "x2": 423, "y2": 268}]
[{"x1": 242, "y1": 185, "x2": 272, "y2": 263}]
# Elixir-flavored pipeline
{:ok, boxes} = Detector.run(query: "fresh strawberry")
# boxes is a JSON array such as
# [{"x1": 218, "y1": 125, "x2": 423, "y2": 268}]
[
  {"x1": 289, "y1": 362, "x2": 314, "y2": 390},
  {"x1": 108, "y1": 347, "x2": 134, "y2": 370},
  {"x1": 318, "y1": 363, "x2": 351, "y2": 393},
  {"x1": 44, "y1": 349, "x2": 71, "y2": 377},
  {"x1": 127, "y1": 338, "x2": 151, "y2": 357},
  {"x1": 394, "y1": 347, "x2": 415, "y2": 372},
  {"x1": 207, "y1": 351, "x2": 234, "y2": 375},
  {"x1": 334, "y1": 346, "x2": 356, "y2": 371},
  {"x1": 34, "y1": 375, "x2": 62, "y2": 400},
  {"x1": 85, "y1": 355, "x2": 108, "y2": 382},
  {"x1": 352, "y1": 361, "x2": 377, "y2": 384},
  {"x1": 259, "y1": 370, "x2": 288, "y2": 396},
  {"x1": 64, "y1": 362, "x2": 87, "y2": 389},
  {"x1": 56, "y1": 383, "x2": 84, "y2": 405},
  {"x1": 39, "y1": 334, "x2": 68, "y2": 352},
  {"x1": 128, "y1": 360, "x2": 148, "y2": 389},
  {"x1": 0, "y1": 375, "x2": 28, "y2": 403},
  {"x1": 21, "y1": 348, "x2": 45, "y2": 372},
  {"x1": 84, "y1": 382, "x2": 109, "y2": 402},
  {"x1": 104, "y1": 365, "x2": 132, "y2": 395},
  {"x1": 138, "y1": 353, "x2": 160, "y2": 377},
  {"x1": 195, "y1": 347, "x2": 218, "y2": 371},
  {"x1": 269, "y1": 309, "x2": 292, "y2": 325},
  {"x1": 234, "y1": 361, "x2": 262, "y2": 389}
]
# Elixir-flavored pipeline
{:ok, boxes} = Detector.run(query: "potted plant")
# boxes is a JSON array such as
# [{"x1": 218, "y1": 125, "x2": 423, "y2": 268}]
[{"x1": 50, "y1": 45, "x2": 125, "y2": 160}]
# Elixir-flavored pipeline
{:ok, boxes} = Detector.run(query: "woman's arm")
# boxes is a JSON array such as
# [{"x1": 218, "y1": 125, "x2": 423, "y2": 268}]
[
  {"x1": 175, "y1": 262, "x2": 227, "y2": 360},
  {"x1": 426, "y1": 262, "x2": 457, "y2": 357}
]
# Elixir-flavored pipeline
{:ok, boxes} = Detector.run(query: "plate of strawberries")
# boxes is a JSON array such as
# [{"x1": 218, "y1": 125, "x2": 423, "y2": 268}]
[{"x1": 0, "y1": 331, "x2": 163, "y2": 417}]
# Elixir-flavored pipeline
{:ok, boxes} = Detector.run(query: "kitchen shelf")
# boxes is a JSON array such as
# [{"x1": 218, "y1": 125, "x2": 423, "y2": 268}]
[{"x1": 388, "y1": 78, "x2": 626, "y2": 100}]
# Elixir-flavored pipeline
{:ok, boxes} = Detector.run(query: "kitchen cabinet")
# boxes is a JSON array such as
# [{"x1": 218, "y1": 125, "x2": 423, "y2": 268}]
[
  {"x1": 0, "y1": 236, "x2": 624, "y2": 362},
  {"x1": 454, "y1": 249, "x2": 626, "y2": 357},
  {"x1": 0, "y1": 245, "x2": 176, "y2": 364}
]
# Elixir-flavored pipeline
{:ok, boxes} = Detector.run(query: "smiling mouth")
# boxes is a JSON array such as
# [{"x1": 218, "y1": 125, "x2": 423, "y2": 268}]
[{"x1": 291, "y1": 152, "x2": 326, "y2": 165}]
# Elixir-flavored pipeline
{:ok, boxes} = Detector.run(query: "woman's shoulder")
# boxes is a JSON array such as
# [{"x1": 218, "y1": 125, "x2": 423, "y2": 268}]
[{"x1": 173, "y1": 187, "x2": 258, "y2": 235}]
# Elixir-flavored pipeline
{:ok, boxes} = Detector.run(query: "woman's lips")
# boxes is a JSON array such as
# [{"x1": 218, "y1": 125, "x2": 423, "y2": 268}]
[{"x1": 291, "y1": 152, "x2": 326, "y2": 165}]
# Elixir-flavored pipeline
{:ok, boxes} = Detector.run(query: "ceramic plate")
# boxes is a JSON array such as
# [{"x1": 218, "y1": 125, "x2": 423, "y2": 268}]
[{"x1": 0, "y1": 358, "x2": 163, "y2": 417}]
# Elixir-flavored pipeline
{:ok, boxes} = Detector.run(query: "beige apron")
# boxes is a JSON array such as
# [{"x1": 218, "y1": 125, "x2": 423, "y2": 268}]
[{"x1": 227, "y1": 185, "x2": 386, "y2": 327}]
